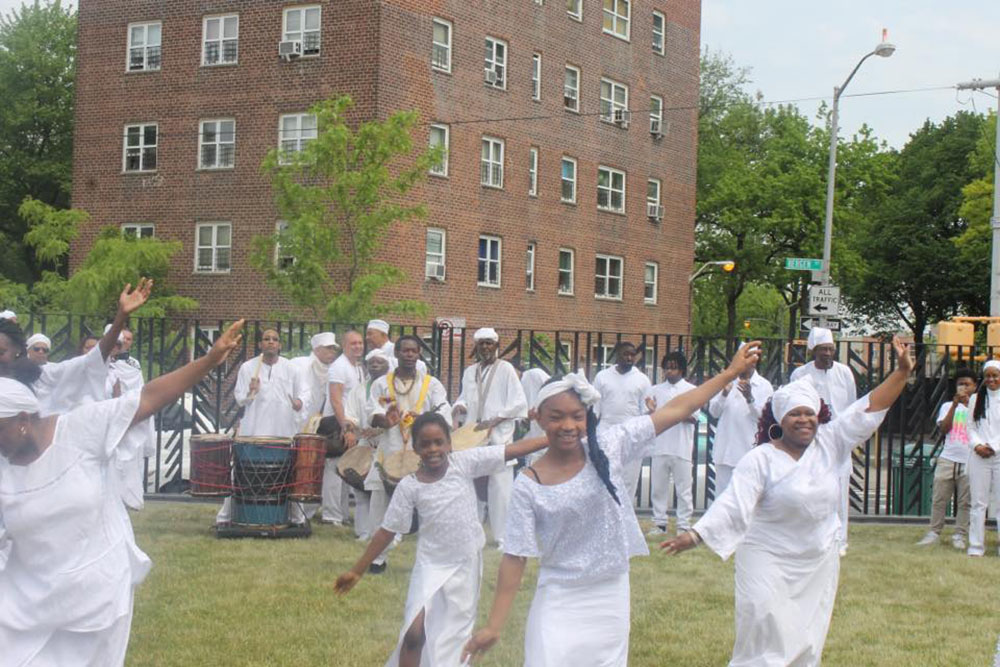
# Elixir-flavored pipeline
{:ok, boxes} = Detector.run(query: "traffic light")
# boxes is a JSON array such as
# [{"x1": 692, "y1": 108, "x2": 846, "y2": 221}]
[{"x1": 743, "y1": 320, "x2": 751, "y2": 329}]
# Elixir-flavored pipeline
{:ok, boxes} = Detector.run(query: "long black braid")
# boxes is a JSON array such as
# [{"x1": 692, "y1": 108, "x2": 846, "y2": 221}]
[
  {"x1": 972, "y1": 372, "x2": 990, "y2": 423},
  {"x1": 0, "y1": 319, "x2": 41, "y2": 386},
  {"x1": 585, "y1": 403, "x2": 621, "y2": 506}
]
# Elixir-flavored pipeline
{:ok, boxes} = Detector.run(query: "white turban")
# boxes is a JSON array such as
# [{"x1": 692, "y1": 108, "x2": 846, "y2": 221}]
[
  {"x1": 806, "y1": 326, "x2": 834, "y2": 351},
  {"x1": 366, "y1": 319, "x2": 390, "y2": 334},
  {"x1": 984, "y1": 360, "x2": 1000, "y2": 373},
  {"x1": 310, "y1": 332, "x2": 338, "y2": 349},
  {"x1": 535, "y1": 372, "x2": 601, "y2": 410},
  {"x1": 103, "y1": 323, "x2": 125, "y2": 343},
  {"x1": 473, "y1": 327, "x2": 499, "y2": 342},
  {"x1": 26, "y1": 333, "x2": 51, "y2": 349},
  {"x1": 0, "y1": 310, "x2": 15, "y2": 321},
  {"x1": 0, "y1": 378, "x2": 40, "y2": 418},
  {"x1": 771, "y1": 378, "x2": 822, "y2": 423},
  {"x1": 365, "y1": 348, "x2": 390, "y2": 362}
]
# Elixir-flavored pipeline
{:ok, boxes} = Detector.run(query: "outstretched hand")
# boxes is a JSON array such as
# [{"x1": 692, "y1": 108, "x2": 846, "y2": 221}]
[
  {"x1": 725, "y1": 341, "x2": 761, "y2": 377},
  {"x1": 118, "y1": 278, "x2": 153, "y2": 316},
  {"x1": 207, "y1": 320, "x2": 244, "y2": 366},
  {"x1": 462, "y1": 628, "x2": 500, "y2": 664},
  {"x1": 334, "y1": 571, "x2": 361, "y2": 595},
  {"x1": 891, "y1": 335, "x2": 914, "y2": 375}
]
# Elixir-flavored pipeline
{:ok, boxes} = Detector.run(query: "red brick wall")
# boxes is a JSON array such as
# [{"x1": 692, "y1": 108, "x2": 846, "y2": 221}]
[{"x1": 72, "y1": 0, "x2": 700, "y2": 334}]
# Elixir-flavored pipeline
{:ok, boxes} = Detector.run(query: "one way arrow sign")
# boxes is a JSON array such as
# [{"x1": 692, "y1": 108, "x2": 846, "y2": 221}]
[{"x1": 800, "y1": 317, "x2": 841, "y2": 333}]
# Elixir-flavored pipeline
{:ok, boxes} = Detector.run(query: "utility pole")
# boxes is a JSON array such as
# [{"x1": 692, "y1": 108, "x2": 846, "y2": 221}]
[{"x1": 956, "y1": 75, "x2": 1000, "y2": 316}]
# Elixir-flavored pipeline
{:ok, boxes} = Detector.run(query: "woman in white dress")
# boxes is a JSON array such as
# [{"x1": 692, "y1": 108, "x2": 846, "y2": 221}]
[
  {"x1": 462, "y1": 343, "x2": 763, "y2": 666},
  {"x1": 0, "y1": 319, "x2": 245, "y2": 666},
  {"x1": 335, "y1": 412, "x2": 547, "y2": 667},
  {"x1": 660, "y1": 336, "x2": 914, "y2": 667},
  {"x1": 967, "y1": 360, "x2": 1000, "y2": 556}
]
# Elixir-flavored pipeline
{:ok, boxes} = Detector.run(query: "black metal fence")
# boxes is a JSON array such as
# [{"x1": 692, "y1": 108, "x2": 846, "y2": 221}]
[{"x1": 19, "y1": 313, "x2": 993, "y2": 517}]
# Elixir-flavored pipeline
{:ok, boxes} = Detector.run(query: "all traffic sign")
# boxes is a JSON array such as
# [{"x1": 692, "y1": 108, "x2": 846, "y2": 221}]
[
  {"x1": 807, "y1": 285, "x2": 841, "y2": 317},
  {"x1": 785, "y1": 257, "x2": 824, "y2": 271}
]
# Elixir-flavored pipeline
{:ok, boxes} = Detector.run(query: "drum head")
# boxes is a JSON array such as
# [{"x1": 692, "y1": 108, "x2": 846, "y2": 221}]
[{"x1": 451, "y1": 423, "x2": 490, "y2": 452}]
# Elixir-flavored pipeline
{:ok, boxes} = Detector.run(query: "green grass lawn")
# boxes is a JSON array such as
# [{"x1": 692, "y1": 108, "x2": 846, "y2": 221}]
[{"x1": 129, "y1": 502, "x2": 996, "y2": 666}]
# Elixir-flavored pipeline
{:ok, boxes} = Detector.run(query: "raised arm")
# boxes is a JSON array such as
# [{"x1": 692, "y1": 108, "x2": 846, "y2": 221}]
[
  {"x1": 100, "y1": 279, "x2": 153, "y2": 361},
  {"x1": 503, "y1": 436, "x2": 549, "y2": 461},
  {"x1": 462, "y1": 554, "x2": 527, "y2": 663}
]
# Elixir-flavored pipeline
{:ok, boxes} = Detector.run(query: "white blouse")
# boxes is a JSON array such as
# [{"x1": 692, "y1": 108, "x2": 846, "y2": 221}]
[
  {"x1": 504, "y1": 416, "x2": 655, "y2": 586},
  {"x1": 969, "y1": 390, "x2": 1000, "y2": 448}
]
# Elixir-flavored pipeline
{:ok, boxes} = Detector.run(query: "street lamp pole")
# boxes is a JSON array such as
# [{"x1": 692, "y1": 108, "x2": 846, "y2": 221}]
[{"x1": 687, "y1": 260, "x2": 735, "y2": 336}]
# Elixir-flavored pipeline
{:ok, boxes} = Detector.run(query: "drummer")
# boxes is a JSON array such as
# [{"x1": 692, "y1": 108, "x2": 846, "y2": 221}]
[
  {"x1": 290, "y1": 331, "x2": 340, "y2": 430},
  {"x1": 368, "y1": 335, "x2": 451, "y2": 574}
]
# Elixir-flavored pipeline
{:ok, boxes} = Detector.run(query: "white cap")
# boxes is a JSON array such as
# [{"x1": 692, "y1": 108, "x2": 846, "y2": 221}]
[
  {"x1": 103, "y1": 323, "x2": 125, "y2": 343},
  {"x1": 473, "y1": 327, "x2": 499, "y2": 342},
  {"x1": 806, "y1": 327, "x2": 834, "y2": 351},
  {"x1": 366, "y1": 319, "x2": 390, "y2": 334},
  {"x1": 310, "y1": 332, "x2": 338, "y2": 349},
  {"x1": 365, "y1": 348, "x2": 390, "y2": 362},
  {"x1": 0, "y1": 310, "x2": 15, "y2": 321},
  {"x1": 26, "y1": 333, "x2": 51, "y2": 349}
]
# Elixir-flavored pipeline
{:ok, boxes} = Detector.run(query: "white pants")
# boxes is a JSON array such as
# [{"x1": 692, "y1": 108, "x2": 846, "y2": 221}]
[
  {"x1": 483, "y1": 466, "x2": 513, "y2": 548},
  {"x1": 624, "y1": 457, "x2": 643, "y2": 508},
  {"x1": 4, "y1": 597, "x2": 134, "y2": 667},
  {"x1": 650, "y1": 454, "x2": 693, "y2": 530},
  {"x1": 837, "y1": 464, "x2": 851, "y2": 546},
  {"x1": 715, "y1": 464, "x2": 735, "y2": 498},
  {"x1": 319, "y1": 457, "x2": 351, "y2": 523},
  {"x1": 354, "y1": 491, "x2": 371, "y2": 539},
  {"x1": 368, "y1": 487, "x2": 395, "y2": 565},
  {"x1": 968, "y1": 452, "x2": 1000, "y2": 555}
]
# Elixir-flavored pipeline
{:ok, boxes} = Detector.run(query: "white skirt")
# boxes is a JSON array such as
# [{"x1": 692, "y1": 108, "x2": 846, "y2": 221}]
[
  {"x1": 731, "y1": 544, "x2": 840, "y2": 667},
  {"x1": 524, "y1": 571, "x2": 631, "y2": 667},
  {"x1": 386, "y1": 551, "x2": 482, "y2": 667},
  {"x1": 3, "y1": 597, "x2": 133, "y2": 667}
]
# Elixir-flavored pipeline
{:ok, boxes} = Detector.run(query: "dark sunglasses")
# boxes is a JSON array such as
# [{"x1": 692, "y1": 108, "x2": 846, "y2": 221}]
[{"x1": 30, "y1": 346, "x2": 49, "y2": 353}]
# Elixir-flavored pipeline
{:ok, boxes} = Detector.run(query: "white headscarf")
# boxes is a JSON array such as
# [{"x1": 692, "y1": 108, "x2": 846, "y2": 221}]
[
  {"x1": 366, "y1": 319, "x2": 390, "y2": 334},
  {"x1": 771, "y1": 378, "x2": 822, "y2": 423},
  {"x1": 365, "y1": 348, "x2": 390, "y2": 362},
  {"x1": 26, "y1": 333, "x2": 51, "y2": 349},
  {"x1": 0, "y1": 310, "x2": 15, "y2": 321},
  {"x1": 535, "y1": 372, "x2": 601, "y2": 410},
  {"x1": 984, "y1": 360, "x2": 1000, "y2": 373},
  {"x1": 311, "y1": 332, "x2": 338, "y2": 349},
  {"x1": 473, "y1": 327, "x2": 499, "y2": 342},
  {"x1": 807, "y1": 326, "x2": 834, "y2": 351},
  {"x1": 0, "y1": 378, "x2": 40, "y2": 418}
]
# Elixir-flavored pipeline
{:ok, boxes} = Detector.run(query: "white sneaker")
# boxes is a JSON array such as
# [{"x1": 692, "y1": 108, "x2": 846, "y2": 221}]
[
  {"x1": 839, "y1": 544, "x2": 848, "y2": 557},
  {"x1": 646, "y1": 525, "x2": 668, "y2": 536},
  {"x1": 915, "y1": 531, "x2": 940, "y2": 546},
  {"x1": 952, "y1": 535, "x2": 967, "y2": 550}
]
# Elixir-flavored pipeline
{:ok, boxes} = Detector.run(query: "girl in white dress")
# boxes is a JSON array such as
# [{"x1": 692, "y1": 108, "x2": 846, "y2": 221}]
[
  {"x1": 0, "y1": 319, "x2": 245, "y2": 667},
  {"x1": 661, "y1": 336, "x2": 914, "y2": 667},
  {"x1": 967, "y1": 360, "x2": 1000, "y2": 556},
  {"x1": 335, "y1": 412, "x2": 547, "y2": 667},
  {"x1": 462, "y1": 344, "x2": 763, "y2": 666}
]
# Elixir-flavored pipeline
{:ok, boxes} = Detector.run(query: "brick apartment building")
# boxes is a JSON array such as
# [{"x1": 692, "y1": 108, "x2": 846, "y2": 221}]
[{"x1": 71, "y1": 0, "x2": 701, "y2": 335}]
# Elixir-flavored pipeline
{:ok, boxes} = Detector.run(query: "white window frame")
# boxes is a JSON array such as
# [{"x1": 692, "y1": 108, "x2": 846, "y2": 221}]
[
  {"x1": 278, "y1": 113, "x2": 317, "y2": 163},
  {"x1": 600, "y1": 77, "x2": 629, "y2": 124},
  {"x1": 283, "y1": 5, "x2": 322, "y2": 56},
  {"x1": 593, "y1": 343, "x2": 617, "y2": 371},
  {"x1": 644, "y1": 262, "x2": 659, "y2": 305},
  {"x1": 567, "y1": 0, "x2": 583, "y2": 21},
  {"x1": 122, "y1": 123, "x2": 158, "y2": 173},
  {"x1": 560, "y1": 156, "x2": 577, "y2": 204},
  {"x1": 564, "y1": 65, "x2": 580, "y2": 112},
  {"x1": 647, "y1": 178, "x2": 661, "y2": 214},
  {"x1": 595, "y1": 253, "x2": 624, "y2": 300},
  {"x1": 480, "y1": 136, "x2": 504, "y2": 189},
  {"x1": 122, "y1": 223, "x2": 155, "y2": 239},
  {"x1": 274, "y1": 220, "x2": 297, "y2": 270},
  {"x1": 526, "y1": 242, "x2": 536, "y2": 291},
  {"x1": 478, "y1": 235, "x2": 502, "y2": 288},
  {"x1": 528, "y1": 147, "x2": 539, "y2": 197},
  {"x1": 650, "y1": 95, "x2": 664, "y2": 136},
  {"x1": 425, "y1": 228, "x2": 446, "y2": 280},
  {"x1": 127, "y1": 22, "x2": 161, "y2": 72},
  {"x1": 602, "y1": 0, "x2": 631, "y2": 41},
  {"x1": 202, "y1": 14, "x2": 239, "y2": 66},
  {"x1": 531, "y1": 52, "x2": 542, "y2": 101},
  {"x1": 558, "y1": 248, "x2": 575, "y2": 296},
  {"x1": 198, "y1": 119, "x2": 236, "y2": 170},
  {"x1": 194, "y1": 222, "x2": 232, "y2": 274},
  {"x1": 428, "y1": 123, "x2": 449, "y2": 177},
  {"x1": 484, "y1": 36, "x2": 507, "y2": 89},
  {"x1": 597, "y1": 165, "x2": 626, "y2": 214},
  {"x1": 652, "y1": 11, "x2": 665, "y2": 54},
  {"x1": 431, "y1": 18, "x2": 452, "y2": 73}
]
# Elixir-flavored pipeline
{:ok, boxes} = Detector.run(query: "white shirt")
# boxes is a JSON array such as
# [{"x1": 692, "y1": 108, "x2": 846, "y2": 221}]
[
  {"x1": 593, "y1": 366, "x2": 651, "y2": 425},
  {"x1": 453, "y1": 359, "x2": 527, "y2": 447},
  {"x1": 328, "y1": 354, "x2": 366, "y2": 416},
  {"x1": 369, "y1": 371, "x2": 452, "y2": 459},
  {"x1": 937, "y1": 402, "x2": 972, "y2": 465},
  {"x1": 382, "y1": 447, "x2": 506, "y2": 566},
  {"x1": 708, "y1": 372, "x2": 774, "y2": 467},
  {"x1": 290, "y1": 354, "x2": 331, "y2": 422},
  {"x1": 520, "y1": 367, "x2": 551, "y2": 439},
  {"x1": 504, "y1": 416, "x2": 655, "y2": 586},
  {"x1": 34, "y1": 345, "x2": 108, "y2": 417},
  {"x1": 644, "y1": 379, "x2": 697, "y2": 459},
  {"x1": 789, "y1": 361, "x2": 857, "y2": 419},
  {"x1": 234, "y1": 355, "x2": 301, "y2": 437},
  {"x1": 969, "y1": 390, "x2": 1000, "y2": 448},
  {"x1": 344, "y1": 378, "x2": 391, "y2": 491}
]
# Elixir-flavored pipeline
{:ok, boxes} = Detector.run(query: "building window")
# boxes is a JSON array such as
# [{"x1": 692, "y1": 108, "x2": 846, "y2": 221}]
[
  {"x1": 567, "y1": 0, "x2": 582, "y2": 20},
  {"x1": 203, "y1": 15, "x2": 239, "y2": 65},
  {"x1": 597, "y1": 166, "x2": 626, "y2": 213},
  {"x1": 531, "y1": 53, "x2": 542, "y2": 101},
  {"x1": 195, "y1": 222, "x2": 231, "y2": 273},
  {"x1": 528, "y1": 147, "x2": 539, "y2": 197},
  {"x1": 526, "y1": 242, "x2": 536, "y2": 291},
  {"x1": 650, "y1": 95, "x2": 664, "y2": 136},
  {"x1": 199, "y1": 119, "x2": 235, "y2": 170},
  {"x1": 431, "y1": 18, "x2": 452, "y2": 72},
  {"x1": 283, "y1": 6, "x2": 321, "y2": 56},
  {"x1": 127, "y1": 22, "x2": 161, "y2": 72},
  {"x1": 429, "y1": 124, "x2": 449, "y2": 177},
  {"x1": 123, "y1": 123, "x2": 158, "y2": 172},
  {"x1": 275, "y1": 221, "x2": 296, "y2": 270},
  {"x1": 644, "y1": 262, "x2": 658, "y2": 304},
  {"x1": 561, "y1": 156, "x2": 577, "y2": 203},
  {"x1": 558, "y1": 248, "x2": 574, "y2": 295},
  {"x1": 652, "y1": 11, "x2": 665, "y2": 54},
  {"x1": 647, "y1": 178, "x2": 662, "y2": 219},
  {"x1": 600, "y1": 78, "x2": 629, "y2": 124},
  {"x1": 425, "y1": 228, "x2": 446, "y2": 280},
  {"x1": 484, "y1": 36, "x2": 506, "y2": 89},
  {"x1": 602, "y1": 0, "x2": 630, "y2": 40},
  {"x1": 595, "y1": 254, "x2": 623, "y2": 300},
  {"x1": 478, "y1": 235, "x2": 501, "y2": 287},
  {"x1": 122, "y1": 223, "x2": 154, "y2": 239},
  {"x1": 564, "y1": 65, "x2": 580, "y2": 111},
  {"x1": 279, "y1": 113, "x2": 317, "y2": 162},
  {"x1": 480, "y1": 136, "x2": 504, "y2": 189}
]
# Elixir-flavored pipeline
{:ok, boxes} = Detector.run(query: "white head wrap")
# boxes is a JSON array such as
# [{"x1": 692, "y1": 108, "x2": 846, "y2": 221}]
[
  {"x1": 102, "y1": 323, "x2": 125, "y2": 343},
  {"x1": 310, "y1": 332, "x2": 338, "y2": 349},
  {"x1": 26, "y1": 333, "x2": 51, "y2": 349},
  {"x1": 984, "y1": 360, "x2": 1000, "y2": 373},
  {"x1": 473, "y1": 327, "x2": 499, "y2": 342},
  {"x1": 535, "y1": 372, "x2": 601, "y2": 410},
  {"x1": 771, "y1": 378, "x2": 822, "y2": 423},
  {"x1": 806, "y1": 326, "x2": 834, "y2": 351},
  {"x1": 365, "y1": 348, "x2": 390, "y2": 362},
  {"x1": 366, "y1": 319, "x2": 390, "y2": 334},
  {"x1": 0, "y1": 378, "x2": 40, "y2": 418},
  {"x1": 0, "y1": 310, "x2": 15, "y2": 321}
]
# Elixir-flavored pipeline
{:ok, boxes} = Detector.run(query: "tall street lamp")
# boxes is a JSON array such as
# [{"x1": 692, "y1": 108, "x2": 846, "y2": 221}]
[
  {"x1": 819, "y1": 31, "x2": 895, "y2": 323},
  {"x1": 688, "y1": 260, "x2": 735, "y2": 335}
]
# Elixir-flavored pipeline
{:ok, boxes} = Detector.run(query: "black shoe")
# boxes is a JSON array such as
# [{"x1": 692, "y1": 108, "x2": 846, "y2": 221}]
[{"x1": 368, "y1": 562, "x2": 387, "y2": 575}]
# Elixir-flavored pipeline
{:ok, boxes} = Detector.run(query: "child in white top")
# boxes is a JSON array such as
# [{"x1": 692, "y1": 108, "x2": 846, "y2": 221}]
[{"x1": 967, "y1": 360, "x2": 1000, "y2": 556}]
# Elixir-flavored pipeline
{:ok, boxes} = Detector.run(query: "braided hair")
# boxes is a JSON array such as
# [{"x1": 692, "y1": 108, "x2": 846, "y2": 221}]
[
  {"x1": 972, "y1": 372, "x2": 990, "y2": 423},
  {"x1": 755, "y1": 397, "x2": 832, "y2": 445},
  {"x1": 0, "y1": 319, "x2": 41, "y2": 386}
]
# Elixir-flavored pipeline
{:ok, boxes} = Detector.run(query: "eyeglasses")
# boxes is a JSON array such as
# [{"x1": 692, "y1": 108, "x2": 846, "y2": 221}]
[{"x1": 30, "y1": 346, "x2": 49, "y2": 353}]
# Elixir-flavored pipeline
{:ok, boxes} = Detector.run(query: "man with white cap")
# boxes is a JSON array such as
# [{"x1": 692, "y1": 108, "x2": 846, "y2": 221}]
[
  {"x1": 25, "y1": 333, "x2": 51, "y2": 365},
  {"x1": 790, "y1": 326, "x2": 857, "y2": 554},
  {"x1": 290, "y1": 332, "x2": 340, "y2": 430},
  {"x1": 366, "y1": 318, "x2": 427, "y2": 373},
  {"x1": 452, "y1": 328, "x2": 527, "y2": 549},
  {"x1": 0, "y1": 309, "x2": 16, "y2": 323},
  {"x1": 322, "y1": 329, "x2": 366, "y2": 525}
]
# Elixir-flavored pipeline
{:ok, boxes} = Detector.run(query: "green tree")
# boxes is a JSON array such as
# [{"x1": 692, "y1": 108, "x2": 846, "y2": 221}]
[
  {"x1": 252, "y1": 95, "x2": 442, "y2": 322},
  {"x1": 954, "y1": 111, "x2": 996, "y2": 315}
]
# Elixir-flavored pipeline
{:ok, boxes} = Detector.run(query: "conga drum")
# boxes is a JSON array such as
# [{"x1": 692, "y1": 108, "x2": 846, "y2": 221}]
[
  {"x1": 337, "y1": 444, "x2": 374, "y2": 492},
  {"x1": 450, "y1": 422, "x2": 490, "y2": 452},
  {"x1": 189, "y1": 433, "x2": 233, "y2": 497},
  {"x1": 377, "y1": 449, "x2": 421, "y2": 493},
  {"x1": 289, "y1": 433, "x2": 326, "y2": 502},
  {"x1": 232, "y1": 437, "x2": 293, "y2": 527}
]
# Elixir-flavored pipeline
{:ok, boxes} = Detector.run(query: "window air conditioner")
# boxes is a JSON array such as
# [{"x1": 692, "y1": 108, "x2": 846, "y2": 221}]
[
  {"x1": 650, "y1": 117, "x2": 663, "y2": 138},
  {"x1": 647, "y1": 203, "x2": 664, "y2": 221},
  {"x1": 484, "y1": 68, "x2": 499, "y2": 85},
  {"x1": 614, "y1": 108, "x2": 631, "y2": 128},
  {"x1": 279, "y1": 40, "x2": 302, "y2": 60},
  {"x1": 426, "y1": 262, "x2": 446, "y2": 281}
]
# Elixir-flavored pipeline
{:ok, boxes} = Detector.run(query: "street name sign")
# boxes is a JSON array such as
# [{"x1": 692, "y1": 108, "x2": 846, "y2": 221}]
[
  {"x1": 785, "y1": 258, "x2": 824, "y2": 271},
  {"x1": 807, "y1": 285, "x2": 841, "y2": 317}
]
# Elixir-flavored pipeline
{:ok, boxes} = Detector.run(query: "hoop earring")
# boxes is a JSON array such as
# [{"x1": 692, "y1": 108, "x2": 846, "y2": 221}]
[{"x1": 768, "y1": 423, "x2": 783, "y2": 441}]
